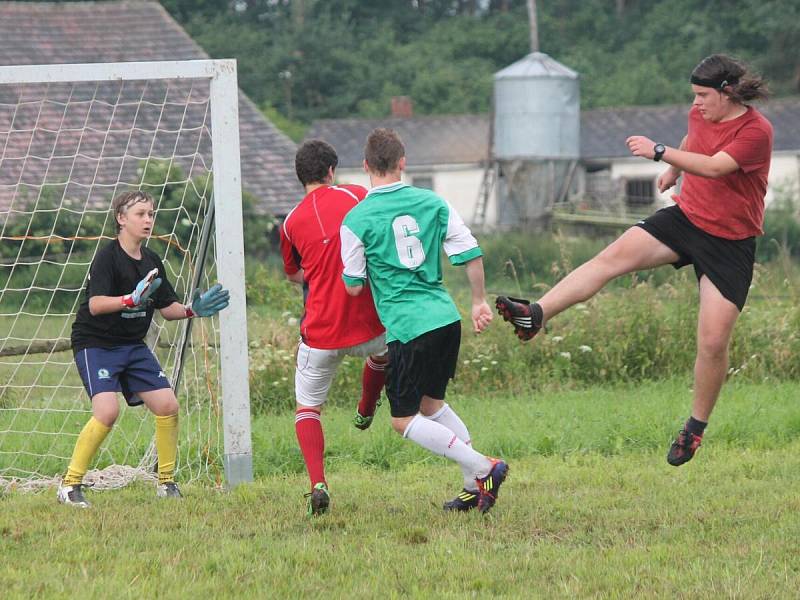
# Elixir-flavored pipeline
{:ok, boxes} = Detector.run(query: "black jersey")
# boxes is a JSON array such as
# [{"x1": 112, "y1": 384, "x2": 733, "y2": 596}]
[{"x1": 71, "y1": 239, "x2": 179, "y2": 351}]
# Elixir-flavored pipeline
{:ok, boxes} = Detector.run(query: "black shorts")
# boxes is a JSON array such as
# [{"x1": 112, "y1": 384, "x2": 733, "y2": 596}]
[
  {"x1": 385, "y1": 321, "x2": 461, "y2": 418},
  {"x1": 635, "y1": 205, "x2": 755, "y2": 311}
]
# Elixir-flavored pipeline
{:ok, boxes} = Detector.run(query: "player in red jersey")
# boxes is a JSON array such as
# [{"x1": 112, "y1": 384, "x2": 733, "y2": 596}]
[
  {"x1": 497, "y1": 54, "x2": 772, "y2": 467},
  {"x1": 280, "y1": 139, "x2": 387, "y2": 515}
]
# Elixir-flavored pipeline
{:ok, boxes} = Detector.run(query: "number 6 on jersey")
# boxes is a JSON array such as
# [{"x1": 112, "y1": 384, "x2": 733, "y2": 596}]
[{"x1": 392, "y1": 215, "x2": 425, "y2": 269}]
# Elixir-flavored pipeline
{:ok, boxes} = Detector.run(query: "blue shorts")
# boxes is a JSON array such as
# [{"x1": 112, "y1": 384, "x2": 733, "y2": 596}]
[{"x1": 74, "y1": 344, "x2": 172, "y2": 406}]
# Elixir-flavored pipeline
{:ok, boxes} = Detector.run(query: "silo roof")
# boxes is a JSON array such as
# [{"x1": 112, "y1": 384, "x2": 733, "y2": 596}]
[{"x1": 494, "y1": 52, "x2": 579, "y2": 80}]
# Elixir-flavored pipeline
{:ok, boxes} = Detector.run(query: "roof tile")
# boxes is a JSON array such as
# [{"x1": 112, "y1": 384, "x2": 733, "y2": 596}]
[{"x1": 0, "y1": 1, "x2": 300, "y2": 215}]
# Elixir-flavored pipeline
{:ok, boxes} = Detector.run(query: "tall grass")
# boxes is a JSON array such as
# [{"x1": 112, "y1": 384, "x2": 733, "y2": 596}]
[{"x1": 246, "y1": 233, "x2": 800, "y2": 413}]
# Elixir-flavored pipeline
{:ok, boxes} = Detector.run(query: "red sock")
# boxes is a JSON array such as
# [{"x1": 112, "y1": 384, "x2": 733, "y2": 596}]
[
  {"x1": 295, "y1": 408, "x2": 325, "y2": 487},
  {"x1": 358, "y1": 357, "x2": 386, "y2": 417}
]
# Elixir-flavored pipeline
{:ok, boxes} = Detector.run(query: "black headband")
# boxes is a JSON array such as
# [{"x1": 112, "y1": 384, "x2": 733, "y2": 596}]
[{"x1": 690, "y1": 74, "x2": 739, "y2": 89}]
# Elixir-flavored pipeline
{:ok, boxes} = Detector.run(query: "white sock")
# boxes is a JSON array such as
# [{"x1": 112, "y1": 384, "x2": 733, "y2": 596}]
[
  {"x1": 427, "y1": 403, "x2": 478, "y2": 491},
  {"x1": 404, "y1": 414, "x2": 491, "y2": 480}
]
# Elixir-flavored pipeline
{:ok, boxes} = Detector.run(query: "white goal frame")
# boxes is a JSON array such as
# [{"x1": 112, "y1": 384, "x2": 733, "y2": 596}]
[{"x1": 0, "y1": 60, "x2": 253, "y2": 487}]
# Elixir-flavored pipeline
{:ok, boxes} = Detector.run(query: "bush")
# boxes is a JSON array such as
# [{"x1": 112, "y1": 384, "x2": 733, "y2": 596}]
[
  {"x1": 245, "y1": 259, "x2": 800, "y2": 415},
  {"x1": 757, "y1": 188, "x2": 800, "y2": 262}
]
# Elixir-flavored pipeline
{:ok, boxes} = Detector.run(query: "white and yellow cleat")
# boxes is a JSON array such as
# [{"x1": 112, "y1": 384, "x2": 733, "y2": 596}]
[
  {"x1": 57, "y1": 484, "x2": 90, "y2": 508},
  {"x1": 156, "y1": 481, "x2": 182, "y2": 498}
]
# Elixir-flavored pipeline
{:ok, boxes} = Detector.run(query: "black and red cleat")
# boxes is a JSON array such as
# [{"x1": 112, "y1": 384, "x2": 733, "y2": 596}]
[
  {"x1": 667, "y1": 428, "x2": 703, "y2": 466},
  {"x1": 476, "y1": 458, "x2": 509, "y2": 514},
  {"x1": 442, "y1": 488, "x2": 480, "y2": 512},
  {"x1": 495, "y1": 296, "x2": 542, "y2": 341}
]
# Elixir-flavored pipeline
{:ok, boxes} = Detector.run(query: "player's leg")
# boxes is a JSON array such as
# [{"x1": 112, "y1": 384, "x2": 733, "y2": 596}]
[
  {"x1": 422, "y1": 399, "x2": 480, "y2": 511},
  {"x1": 59, "y1": 348, "x2": 124, "y2": 507},
  {"x1": 351, "y1": 334, "x2": 388, "y2": 430},
  {"x1": 294, "y1": 342, "x2": 342, "y2": 515},
  {"x1": 418, "y1": 326, "x2": 481, "y2": 513},
  {"x1": 497, "y1": 226, "x2": 680, "y2": 340},
  {"x1": 388, "y1": 323, "x2": 508, "y2": 513},
  {"x1": 59, "y1": 392, "x2": 118, "y2": 507},
  {"x1": 398, "y1": 401, "x2": 508, "y2": 514},
  {"x1": 668, "y1": 275, "x2": 740, "y2": 466},
  {"x1": 124, "y1": 345, "x2": 180, "y2": 495},
  {"x1": 138, "y1": 388, "x2": 181, "y2": 496}
]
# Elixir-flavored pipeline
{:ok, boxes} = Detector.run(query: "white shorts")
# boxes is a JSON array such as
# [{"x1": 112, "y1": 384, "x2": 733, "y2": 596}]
[{"x1": 295, "y1": 333, "x2": 387, "y2": 407}]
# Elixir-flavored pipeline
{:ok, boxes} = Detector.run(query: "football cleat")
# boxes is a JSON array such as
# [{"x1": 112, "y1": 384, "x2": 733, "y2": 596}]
[
  {"x1": 156, "y1": 481, "x2": 183, "y2": 498},
  {"x1": 353, "y1": 412, "x2": 374, "y2": 431},
  {"x1": 305, "y1": 482, "x2": 330, "y2": 516},
  {"x1": 442, "y1": 488, "x2": 480, "y2": 512},
  {"x1": 495, "y1": 296, "x2": 542, "y2": 341},
  {"x1": 667, "y1": 428, "x2": 703, "y2": 466},
  {"x1": 476, "y1": 458, "x2": 509, "y2": 514},
  {"x1": 57, "y1": 483, "x2": 90, "y2": 508}
]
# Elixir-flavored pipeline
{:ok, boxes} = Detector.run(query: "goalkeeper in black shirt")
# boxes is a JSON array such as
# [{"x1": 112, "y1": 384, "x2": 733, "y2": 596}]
[{"x1": 58, "y1": 191, "x2": 229, "y2": 507}]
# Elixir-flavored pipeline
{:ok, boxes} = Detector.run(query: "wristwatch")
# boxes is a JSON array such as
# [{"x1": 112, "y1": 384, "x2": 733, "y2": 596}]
[{"x1": 653, "y1": 143, "x2": 666, "y2": 162}]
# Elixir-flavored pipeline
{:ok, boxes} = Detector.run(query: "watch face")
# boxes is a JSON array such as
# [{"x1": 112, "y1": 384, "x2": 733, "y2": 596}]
[{"x1": 655, "y1": 144, "x2": 666, "y2": 153}]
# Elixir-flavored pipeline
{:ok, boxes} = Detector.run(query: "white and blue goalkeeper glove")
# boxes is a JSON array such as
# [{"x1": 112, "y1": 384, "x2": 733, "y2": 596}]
[
  {"x1": 122, "y1": 268, "x2": 162, "y2": 308},
  {"x1": 184, "y1": 283, "x2": 230, "y2": 318}
]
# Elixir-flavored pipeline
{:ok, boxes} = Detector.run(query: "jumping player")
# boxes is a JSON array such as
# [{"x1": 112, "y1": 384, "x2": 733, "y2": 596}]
[{"x1": 497, "y1": 54, "x2": 772, "y2": 467}]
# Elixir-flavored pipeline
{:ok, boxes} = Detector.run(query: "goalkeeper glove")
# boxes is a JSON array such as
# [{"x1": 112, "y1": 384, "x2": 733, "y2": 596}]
[
  {"x1": 122, "y1": 268, "x2": 162, "y2": 308},
  {"x1": 184, "y1": 283, "x2": 230, "y2": 318}
]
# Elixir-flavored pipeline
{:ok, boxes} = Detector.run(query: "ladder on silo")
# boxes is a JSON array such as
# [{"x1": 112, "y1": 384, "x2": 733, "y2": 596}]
[
  {"x1": 473, "y1": 161, "x2": 495, "y2": 229},
  {"x1": 473, "y1": 102, "x2": 496, "y2": 229}
]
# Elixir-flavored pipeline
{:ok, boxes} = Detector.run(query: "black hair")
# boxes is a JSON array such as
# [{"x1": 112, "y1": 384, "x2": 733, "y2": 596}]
[{"x1": 295, "y1": 139, "x2": 338, "y2": 186}]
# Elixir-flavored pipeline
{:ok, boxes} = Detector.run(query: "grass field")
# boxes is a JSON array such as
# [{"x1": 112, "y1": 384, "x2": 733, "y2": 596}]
[
  {"x1": 3, "y1": 242, "x2": 800, "y2": 597},
  {"x1": 3, "y1": 380, "x2": 800, "y2": 598}
]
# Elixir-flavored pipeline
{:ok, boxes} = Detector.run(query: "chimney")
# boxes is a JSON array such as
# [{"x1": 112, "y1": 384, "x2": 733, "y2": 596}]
[{"x1": 391, "y1": 96, "x2": 413, "y2": 118}]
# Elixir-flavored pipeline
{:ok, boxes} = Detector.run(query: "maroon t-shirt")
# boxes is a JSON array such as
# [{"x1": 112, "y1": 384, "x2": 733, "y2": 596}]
[{"x1": 674, "y1": 105, "x2": 773, "y2": 239}]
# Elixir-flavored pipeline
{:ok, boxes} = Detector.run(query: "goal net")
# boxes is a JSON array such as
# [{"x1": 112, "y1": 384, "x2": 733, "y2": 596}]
[{"x1": 0, "y1": 61, "x2": 252, "y2": 491}]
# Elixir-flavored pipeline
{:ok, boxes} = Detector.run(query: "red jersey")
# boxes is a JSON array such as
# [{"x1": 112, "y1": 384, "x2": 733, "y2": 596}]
[
  {"x1": 674, "y1": 105, "x2": 773, "y2": 240},
  {"x1": 280, "y1": 184, "x2": 384, "y2": 349}
]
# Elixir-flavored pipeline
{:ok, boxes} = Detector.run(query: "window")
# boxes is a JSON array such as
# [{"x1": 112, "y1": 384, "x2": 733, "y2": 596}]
[
  {"x1": 412, "y1": 175, "x2": 434, "y2": 190},
  {"x1": 625, "y1": 178, "x2": 655, "y2": 207}
]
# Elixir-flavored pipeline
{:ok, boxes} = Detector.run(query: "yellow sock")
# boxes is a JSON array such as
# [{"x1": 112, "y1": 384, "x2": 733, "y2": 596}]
[
  {"x1": 155, "y1": 414, "x2": 179, "y2": 484},
  {"x1": 63, "y1": 416, "x2": 111, "y2": 486}
]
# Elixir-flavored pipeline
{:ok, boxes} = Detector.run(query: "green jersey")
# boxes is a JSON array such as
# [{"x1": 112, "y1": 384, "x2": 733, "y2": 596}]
[{"x1": 340, "y1": 182, "x2": 482, "y2": 343}]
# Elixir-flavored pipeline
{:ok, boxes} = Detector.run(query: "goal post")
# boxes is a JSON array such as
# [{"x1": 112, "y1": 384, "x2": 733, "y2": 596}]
[
  {"x1": 207, "y1": 63, "x2": 253, "y2": 486},
  {"x1": 0, "y1": 60, "x2": 253, "y2": 489}
]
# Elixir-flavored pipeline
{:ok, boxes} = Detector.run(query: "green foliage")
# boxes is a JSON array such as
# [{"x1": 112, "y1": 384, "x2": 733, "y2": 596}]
[
  {"x1": 173, "y1": 0, "x2": 800, "y2": 133},
  {"x1": 245, "y1": 240, "x2": 800, "y2": 414},
  {"x1": 477, "y1": 230, "x2": 611, "y2": 294},
  {"x1": 757, "y1": 187, "x2": 800, "y2": 262},
  {"x1": 260, "y1": 103, "x2": 308, "y2": 142}
]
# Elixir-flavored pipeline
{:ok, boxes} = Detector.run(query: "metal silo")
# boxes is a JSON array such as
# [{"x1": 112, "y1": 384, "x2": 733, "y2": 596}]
[{"x1": 492, "y1": 52, "x2": 580, "y2": 229}]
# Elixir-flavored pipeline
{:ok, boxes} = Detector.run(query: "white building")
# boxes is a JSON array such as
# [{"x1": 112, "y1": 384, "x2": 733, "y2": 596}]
[
  {"x1": 306, "y1": 99, "x2": 492, "y2": 225},
  {"x1": 307, "y1": 96, "x2": 800, "y2": 229}
]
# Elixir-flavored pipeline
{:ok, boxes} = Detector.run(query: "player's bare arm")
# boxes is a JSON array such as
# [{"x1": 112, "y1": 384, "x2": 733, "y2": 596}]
[
  {"x1": 657, "y1": 135, "x2": 688, "y2": 192},
  {"x1": 626, "y1": 134, "x2": 740, "y2": 178},
  {"x1": 285, "y1": 270, "x2": 304, "y2": 284},
  {"x1": 345, "y1": 282, "x2": 364, "y2": 297},
  {"x1": 464, "y1": 257, "x2": 492, "y2": 334}
]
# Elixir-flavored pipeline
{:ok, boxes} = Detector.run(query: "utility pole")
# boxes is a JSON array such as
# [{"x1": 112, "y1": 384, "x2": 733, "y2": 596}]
[{"x1": 527, "y1": 0, "x2": 539, "y2": 53}]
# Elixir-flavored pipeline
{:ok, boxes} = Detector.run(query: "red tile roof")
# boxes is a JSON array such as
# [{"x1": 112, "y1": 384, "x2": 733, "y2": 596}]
[{"x1": 0, "y1": 1, "x2": 301, "y2": 215}]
